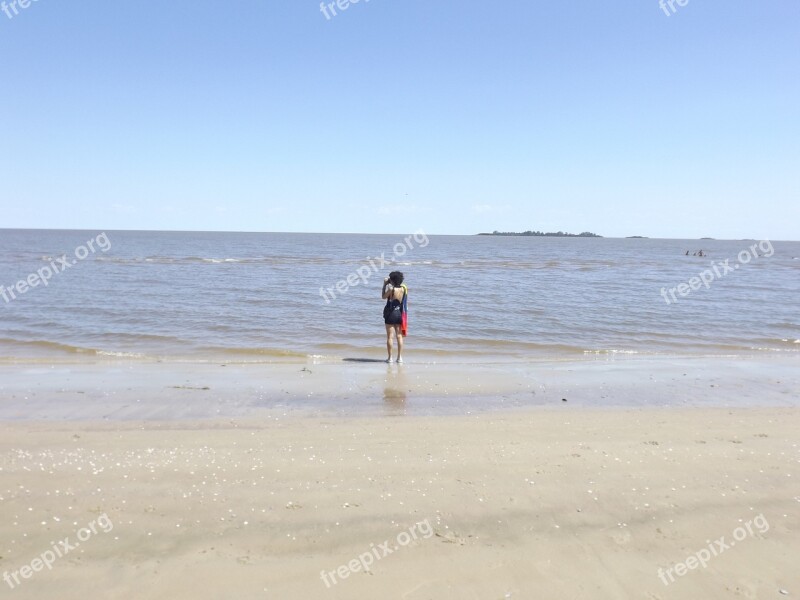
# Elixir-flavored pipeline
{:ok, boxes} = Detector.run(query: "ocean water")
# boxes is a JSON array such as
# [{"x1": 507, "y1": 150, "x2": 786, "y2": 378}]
[{"x1": 0, "y1": 229, "x2": 798, "y2": 362}]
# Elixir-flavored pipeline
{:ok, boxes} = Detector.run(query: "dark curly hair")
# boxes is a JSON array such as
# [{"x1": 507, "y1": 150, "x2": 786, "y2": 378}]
[{"x1": 388, "y1": 271, "x2": 404, "y2": 286}]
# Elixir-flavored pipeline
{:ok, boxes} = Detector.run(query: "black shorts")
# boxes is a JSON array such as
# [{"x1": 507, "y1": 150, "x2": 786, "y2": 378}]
[{"x1": 384, "y1": 302, "x2": 403, "y2": 325}]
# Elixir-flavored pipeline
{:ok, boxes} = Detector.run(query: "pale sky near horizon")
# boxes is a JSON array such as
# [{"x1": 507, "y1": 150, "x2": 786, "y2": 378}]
[{"x1": 1, "y1": 1, "x2": 798, "y2": 239}]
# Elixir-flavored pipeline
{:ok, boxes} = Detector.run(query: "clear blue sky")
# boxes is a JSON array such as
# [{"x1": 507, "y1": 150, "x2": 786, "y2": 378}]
[{"x1": 1, "y1": 0, "x2": 798, "y2": 239}]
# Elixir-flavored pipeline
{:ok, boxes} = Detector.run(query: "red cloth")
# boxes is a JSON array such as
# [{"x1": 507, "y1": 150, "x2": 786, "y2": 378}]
[{"x1": 401, "y1": 284, "x2": 409, "y2": 336}]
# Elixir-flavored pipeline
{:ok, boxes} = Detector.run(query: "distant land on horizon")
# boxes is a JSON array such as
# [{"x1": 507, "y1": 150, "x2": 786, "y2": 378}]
[
  {"x1": 478, "y1": 230, "x2": 603, "y2": 238},
  {"x1": 3, "y1": 229, "x2": 796, "y2": 241}
]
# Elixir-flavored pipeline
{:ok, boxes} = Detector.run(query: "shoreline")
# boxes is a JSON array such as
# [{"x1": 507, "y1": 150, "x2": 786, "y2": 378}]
[
  {"x1": 0, "y1": 354, "x2": 797, "y2": 421},
  {"x1": 2, "y1": 338, "x2": 798, "y2": 365}
]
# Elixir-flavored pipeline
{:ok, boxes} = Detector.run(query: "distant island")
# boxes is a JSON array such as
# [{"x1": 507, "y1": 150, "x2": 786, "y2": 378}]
[
  {"x1": 627, "y1": 236, "x2": 648, "y2": 239},
  {"x1": 478, "y1": 230, "x2": 602, "y2": 238}
]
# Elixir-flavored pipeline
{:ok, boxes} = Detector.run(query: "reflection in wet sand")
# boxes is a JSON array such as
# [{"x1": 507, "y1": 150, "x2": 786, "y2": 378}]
[{"x1": 383, "y1": 364, "x2": 408, "y2": 414}]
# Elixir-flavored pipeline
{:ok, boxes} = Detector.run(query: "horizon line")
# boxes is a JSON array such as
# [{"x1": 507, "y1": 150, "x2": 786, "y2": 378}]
[{"x1": 0, "y1": 227, "x2": 792, "y2": 242}]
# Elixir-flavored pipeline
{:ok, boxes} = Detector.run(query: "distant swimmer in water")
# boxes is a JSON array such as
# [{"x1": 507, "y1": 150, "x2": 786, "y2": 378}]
[
  {"x1": 685, "y1": 251, "x2": 690, "y2": 256},
  {"x1": 698, "y1": 250, "x2": 705, "y2": 257}
]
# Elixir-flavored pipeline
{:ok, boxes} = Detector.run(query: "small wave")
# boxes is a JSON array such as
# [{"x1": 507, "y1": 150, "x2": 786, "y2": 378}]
[
  {"x1": 0, "y1": 338, "x2": 90, "y2": 354},
  {"x1": 88, "y1": 256, "x2": 619, "y2": 270},
  {"x1": 0, "y1": 338, "x2": 160, "y2": 358},
  {"x1": 96, "y1": 255, "x2": 324, "y2": 265},
  {"x1": 0, "y1": 337, "x2": 311, "y2": 361},
  {"x1": 754, "y1": 338, "x2": 800, "y2": 348},
  {"x1": 750, "y1": 347, "x2": 800, "y2": 352},
  {"x1": 583, "y1": 349, "x2": 640, "y2": 355},
  {"x1": 96, "y1": 350, "x2": 147, "y2": 358}
]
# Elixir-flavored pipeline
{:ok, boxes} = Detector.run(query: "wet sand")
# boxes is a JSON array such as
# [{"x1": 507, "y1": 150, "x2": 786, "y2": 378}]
[
  {"x1": 0, "y1": 356, "x2": 798, "y2": 598},
  {"x1": 0, "y1": 354, "x2": 798, "y2": 420}
]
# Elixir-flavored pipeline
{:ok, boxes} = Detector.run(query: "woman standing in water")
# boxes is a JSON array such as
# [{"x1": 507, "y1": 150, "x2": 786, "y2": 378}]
[{"x1": 382, "y1": 271, "x2": 407, "y2": 363}]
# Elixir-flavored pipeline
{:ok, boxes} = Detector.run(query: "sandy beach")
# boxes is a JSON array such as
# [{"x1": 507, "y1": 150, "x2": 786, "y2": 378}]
[
  {"x1": 3, "y1": 0, "x2": 798, "y2": 595},
  {"x1": 1, "y1": 357, "x2": 798, "y2": 599}
]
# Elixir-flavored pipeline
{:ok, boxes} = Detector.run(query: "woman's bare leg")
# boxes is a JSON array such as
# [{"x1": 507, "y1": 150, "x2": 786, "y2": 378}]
[
  {"x1": 395, "y1": 325, "x2": 404, "y2": 361},
  {"x1": 385, "y1": 324, "x2": 395, "y2": 360}
]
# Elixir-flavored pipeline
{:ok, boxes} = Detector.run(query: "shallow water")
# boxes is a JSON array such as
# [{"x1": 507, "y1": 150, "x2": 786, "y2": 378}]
[{"x1": 0, "y1": 230, "x2": 798, "y2": 362}]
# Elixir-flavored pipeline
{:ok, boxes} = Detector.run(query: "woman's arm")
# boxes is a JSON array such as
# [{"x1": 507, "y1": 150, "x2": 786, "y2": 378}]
[{"x1": 381, "y1": 279, "x2": 392, "y2": 299}]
